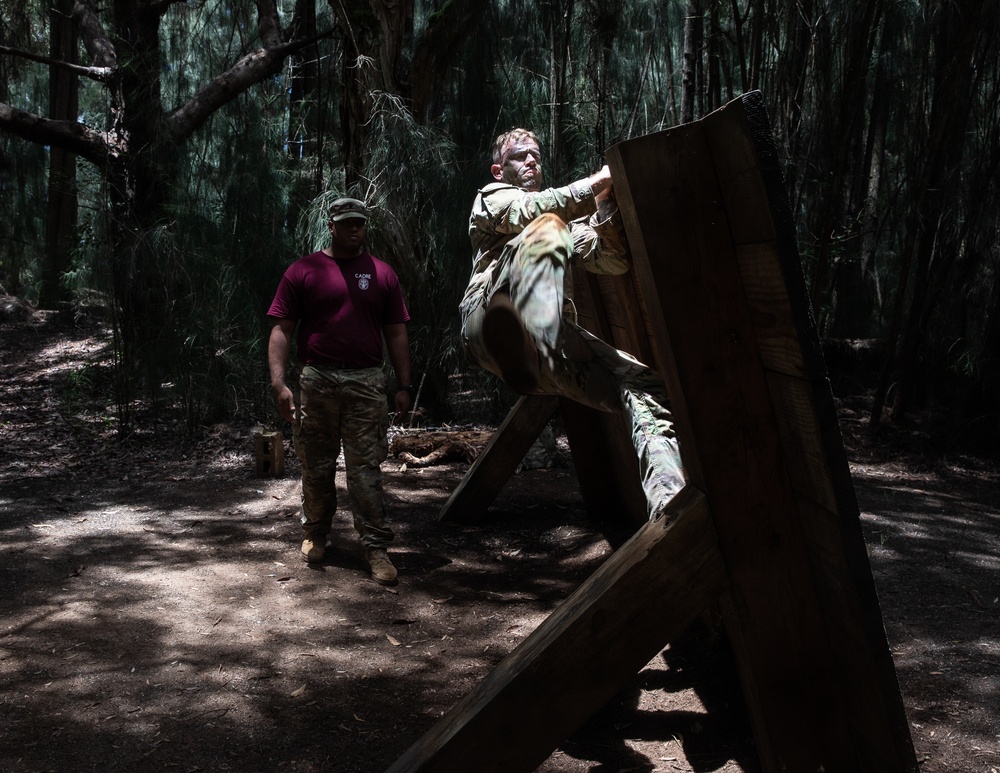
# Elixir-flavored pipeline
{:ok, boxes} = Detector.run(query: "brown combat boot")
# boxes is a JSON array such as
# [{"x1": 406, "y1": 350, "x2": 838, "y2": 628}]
[
  {"x1": 482, "y1": 292, "x2": 540, "y2": 394},
  {"x1": 365, "y1": 547, "x2": 398, "y2": 586},
  {"x1": 301, "y1": 537, "x2": 326, "y2": 563}
]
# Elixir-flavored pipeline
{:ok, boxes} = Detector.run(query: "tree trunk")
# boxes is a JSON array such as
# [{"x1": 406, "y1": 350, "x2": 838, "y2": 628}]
[
  {"x1": 889, "y1": 0, "x2": 983, "y2": 423},
  {"x1": 777, "y1": 0, "x2": 814, "y2": 221},
  {"x1": 807, "y1": 4, "x2": 881, "y2": 333},
  {"x1": 546, "y1": 0, "x2": 574, "y2": 177},
  {"x1": 593, "y1": 0, "x2": 623, "y2": 153},
  {"x1": 681, "y1": 0, "x2": 703, "y2": 124},
  {"x1": 745, "y1": 0, "x2": 765, "y2": 89},
  {"x1": 41, "y1": 0, "x2": 79, "y2": 310},
  {"x1": 828, "y1": 8, "x2": 891, "y2": 338},
  {"x1": 330, "y1": 0, "x2": 413, "y2": 189},
  {"x1": 705, "y1": 0, "x2": 722, "y2": 111},
  {"x1": 287, "y1": 0, "x2": 321, "y2": 226},
  {"x1": 408, "y1": 0, "x2": 484, "y2": 123},
  {"x1": 854, "y1": 13, "x2": 897, "y2": 324},
  {"x1": 968, "y1": 272, "x2": 1000, "y2": 443}
]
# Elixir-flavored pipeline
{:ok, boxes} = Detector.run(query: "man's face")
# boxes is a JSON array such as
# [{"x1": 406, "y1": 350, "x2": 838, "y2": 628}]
[
  {"x1": 329, "y1": 217, "x2": 367, "y2": 254},
  {"x1": 492, "y1": 138, "x2": 543, "y2": 191}
]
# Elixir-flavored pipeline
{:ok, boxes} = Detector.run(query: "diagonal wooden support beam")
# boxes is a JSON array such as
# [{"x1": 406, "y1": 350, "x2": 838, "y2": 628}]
[
  {"x1": 437, "y1": 389, "x2": 648, "y2": 540},
  {"x1": 389, "y1": 486, "x2": 726, "y2": 773},
  {"x1": 438, "y1": 394, "x2": 558, "y2": 523}
]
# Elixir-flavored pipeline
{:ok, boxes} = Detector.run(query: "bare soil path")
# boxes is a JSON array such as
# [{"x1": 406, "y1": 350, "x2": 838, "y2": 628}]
[{"x1": 1, "y1": 305, "x2": 998, "y2": 772}]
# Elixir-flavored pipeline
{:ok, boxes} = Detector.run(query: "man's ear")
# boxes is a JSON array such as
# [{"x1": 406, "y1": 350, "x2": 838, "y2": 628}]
[{"x1": 490, "y1": 163, "x2": 504, "y2": 181}]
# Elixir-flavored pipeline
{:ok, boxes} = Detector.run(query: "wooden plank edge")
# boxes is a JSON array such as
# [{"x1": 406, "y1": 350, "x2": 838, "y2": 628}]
[{"x1": 438, "y1": 394, "x2": 559, "y2": 524}]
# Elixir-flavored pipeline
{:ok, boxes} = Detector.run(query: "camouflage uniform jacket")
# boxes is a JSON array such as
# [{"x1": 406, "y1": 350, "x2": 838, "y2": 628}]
[{"x1": 463, "y1": 180, "x2": 628, "y2": 310}]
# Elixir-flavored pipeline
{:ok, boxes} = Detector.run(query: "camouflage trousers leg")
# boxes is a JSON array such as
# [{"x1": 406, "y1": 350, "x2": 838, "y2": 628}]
[
  {"x1": 509, "y1": 212, "x2": 569, "y2": 355},
  {"x1": 623, "y1": 379, "x2": 686, "y2": 520},
  {"x1": 294, "y1": 365, "x2": 394, "y2": 548},
  {"x1": 461, "y1": 213, "x2": 574, "y2": 381},
  {"x1": 511, "y1": 213, "x2": 622, "y2": 411},
  {"x1": 561, "y1": 324, "x2": 686, "y2": 520}
]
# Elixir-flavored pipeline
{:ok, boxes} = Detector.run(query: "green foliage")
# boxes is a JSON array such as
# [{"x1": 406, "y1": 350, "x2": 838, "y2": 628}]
[{"x1": 2, "y1": 0, "x2": 999, "y2": 432}]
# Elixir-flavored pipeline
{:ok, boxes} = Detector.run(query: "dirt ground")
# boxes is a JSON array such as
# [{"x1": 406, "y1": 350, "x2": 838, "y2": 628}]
[{"x1": 1, "y1": 305, "x2": 998, "y2": 773}]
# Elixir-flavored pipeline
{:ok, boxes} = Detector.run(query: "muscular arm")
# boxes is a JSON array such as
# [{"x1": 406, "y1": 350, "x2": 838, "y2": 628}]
[
  {"x1": 571, "y1": 180, "x2": 630, "y2": 275},
  {"x1": 587, "y1": 165, "x2": 613, "y2": 197},
  {"x1": 268, "y1": 318, "x2": 297, "y2": 422},
  {"x1": 474, "y1": 165, "x2": 611, "y2": 237},
  {"x1": 383, "y1": 322, "x2": 413, "y2": 414}
]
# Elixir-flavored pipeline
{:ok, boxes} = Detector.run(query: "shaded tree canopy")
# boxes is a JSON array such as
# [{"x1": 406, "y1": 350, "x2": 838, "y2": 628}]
[{"x1": 0, "y1": 0, "x2": 997, "y2": 446}]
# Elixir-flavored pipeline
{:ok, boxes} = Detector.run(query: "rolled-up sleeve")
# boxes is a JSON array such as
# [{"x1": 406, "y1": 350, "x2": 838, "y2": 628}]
[{"x1": 472, "y1": 182, "x2": 597, "y2": 237}]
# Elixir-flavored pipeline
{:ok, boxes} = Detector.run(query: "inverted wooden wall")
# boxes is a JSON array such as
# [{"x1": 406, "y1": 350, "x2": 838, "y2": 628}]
[
  {"x1": 606, "y1": 89, "x2": 916, "y2": 772},
  {"x1": 391, "y1": 91, "x2": 917, "y2": 773}
]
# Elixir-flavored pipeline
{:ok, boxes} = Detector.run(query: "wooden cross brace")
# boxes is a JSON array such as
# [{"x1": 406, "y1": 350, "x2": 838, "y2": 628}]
[{"x1": 391, "y1": 92, "x2": 918, "y2": 773}]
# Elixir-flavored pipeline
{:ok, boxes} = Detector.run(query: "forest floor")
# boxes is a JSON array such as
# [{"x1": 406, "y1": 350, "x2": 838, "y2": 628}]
[{"x1": 1, "y1": 301, "x2": 999, "y2": 773}]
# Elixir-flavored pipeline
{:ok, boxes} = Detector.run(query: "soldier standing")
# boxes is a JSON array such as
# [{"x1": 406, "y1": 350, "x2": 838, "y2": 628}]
[{"x1": 268, "y1": 197, "x2": 413, "y2": 585}]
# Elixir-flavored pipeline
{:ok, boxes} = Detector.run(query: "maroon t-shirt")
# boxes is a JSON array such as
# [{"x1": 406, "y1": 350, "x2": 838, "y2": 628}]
[{"x1": 267, "y1": 250, "x2": 410, "y2": 367}]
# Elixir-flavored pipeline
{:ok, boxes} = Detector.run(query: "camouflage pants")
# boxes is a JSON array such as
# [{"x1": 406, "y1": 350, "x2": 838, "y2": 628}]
[
  {"x1": 462, "y1": 213, "x2": 685, "y2": 519},
  {"x1": 293, "y1": 364, "x2": 394, "y2": 548}
]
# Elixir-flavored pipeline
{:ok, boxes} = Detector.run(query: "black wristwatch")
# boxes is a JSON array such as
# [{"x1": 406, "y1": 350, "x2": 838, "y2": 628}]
[{"x1": 398, "y1": 385, "x2": 416, "y2": 395}]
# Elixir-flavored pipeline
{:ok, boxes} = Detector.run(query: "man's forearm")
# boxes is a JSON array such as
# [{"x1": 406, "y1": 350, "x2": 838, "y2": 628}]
[
  {"x1": 383, "y1": 324, "x2": 411, "y2": 386},
  {"x1": 268, "y1": 323, "x2": 294, "y2": 389}
]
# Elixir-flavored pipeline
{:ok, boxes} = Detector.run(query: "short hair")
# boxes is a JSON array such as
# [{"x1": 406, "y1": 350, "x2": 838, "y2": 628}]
[{"x1": 491, "y1": 128, "x2": 541, "y2": 165}]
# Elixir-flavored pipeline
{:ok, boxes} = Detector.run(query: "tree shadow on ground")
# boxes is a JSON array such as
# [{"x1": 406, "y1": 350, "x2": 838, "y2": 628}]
[
  {"x1": 555, "y1": 620, "x2": 759, "y2": 773},
  {"x1": 1, "y1": 453, "x2": 614, "y2": 772}
]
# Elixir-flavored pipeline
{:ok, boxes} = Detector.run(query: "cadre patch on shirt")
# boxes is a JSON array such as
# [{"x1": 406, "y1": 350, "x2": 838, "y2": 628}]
[{"x1": 356, "y1": 272, "x2": 371, "y2": 290}]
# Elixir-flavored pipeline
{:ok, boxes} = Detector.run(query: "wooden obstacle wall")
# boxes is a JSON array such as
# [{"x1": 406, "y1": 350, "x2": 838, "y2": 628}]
[
  {"x1": 392, "y1": 91, "x2": 918, "y2": 773},
  {"x1": 606, "y1": 89, "x2": 917, "y2": 772}
]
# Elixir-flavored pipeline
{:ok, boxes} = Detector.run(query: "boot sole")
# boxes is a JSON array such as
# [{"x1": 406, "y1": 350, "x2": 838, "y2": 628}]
[{"x1": 482, "y1": 301, "x2": 540, "y2": 393}]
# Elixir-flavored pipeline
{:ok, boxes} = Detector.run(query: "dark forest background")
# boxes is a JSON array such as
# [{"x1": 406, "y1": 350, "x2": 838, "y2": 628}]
[{"x1": 1, "y1": 0, "x2": 998, "y2": 450}]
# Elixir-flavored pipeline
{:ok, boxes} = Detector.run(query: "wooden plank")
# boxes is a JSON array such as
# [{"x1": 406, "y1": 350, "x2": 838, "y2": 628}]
[
  {"x1": 765, "y1": 369, "x2": 839, "y2": 512},
  {"x1": 388, "y1": 485, "x2": 728, "y2": 773},
  {"x1": 437, "y1": 394, "x2": 558, "y2": 523},
  {"x1": 571, "y1": 261, "x2": 657, "y2": 368},
  {"x1": 605, "y1": 92, "x2": 917, "y2": 772},
  {"x1": 705, "y1": 92, "x2": 827, "y2": 376},
  {"x1": 793, "y1": 495, "x2": 914, "y2": 773},
  {"x1": 563, "y1": 268, "x2": 656, "y2": 542},
  {"x1": 734, "y1": 242, "x2": 809, "y2": 379},
  {"x1": 721, "y1": 95, "x2": 917, "y2": 771},
  {"x1": 560, "y1": 397, "x2": 647, "y2": 546},
  {"x1": 596, "y1": 273, "x2": 653, "y2": 361}
]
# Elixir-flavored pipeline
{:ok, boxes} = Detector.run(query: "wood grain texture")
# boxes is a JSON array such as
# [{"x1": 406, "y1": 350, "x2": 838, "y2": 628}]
[{"x1": 605, "y1": 92, "x2": 916, "y2": 772}]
